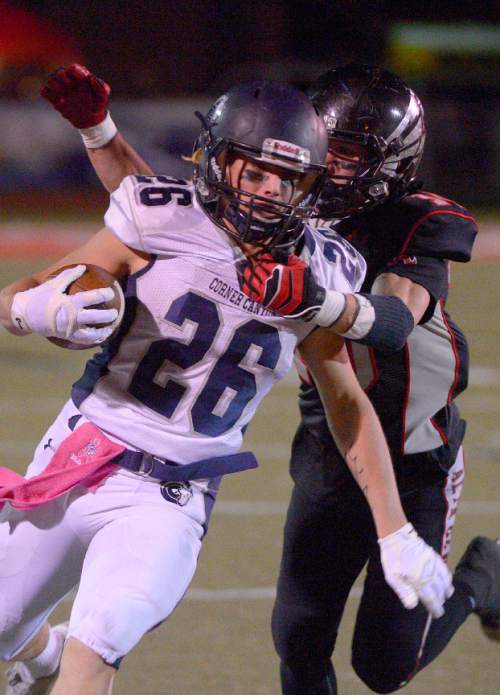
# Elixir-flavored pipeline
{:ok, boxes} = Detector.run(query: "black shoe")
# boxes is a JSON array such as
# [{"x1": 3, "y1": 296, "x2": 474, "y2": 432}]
[{"x1": 454, "y1": 536, "x2": 500, "y2": 641}]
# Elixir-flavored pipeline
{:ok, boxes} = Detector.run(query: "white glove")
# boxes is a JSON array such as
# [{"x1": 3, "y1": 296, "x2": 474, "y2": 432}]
[
  {"x1": 11, "y1": 265, "x2": 118, "y2": 346},
  {"x1": 378, "y1": 522, "x2": 454, "y2": 618}
]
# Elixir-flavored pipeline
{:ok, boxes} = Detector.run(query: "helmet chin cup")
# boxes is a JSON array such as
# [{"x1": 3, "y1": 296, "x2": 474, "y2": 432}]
[
  {"x1": 223, "y1": 196, "x2": 304, "y2": 252},
  {"x1": 225, "y1": 202, "x2": 279, "y2": 243},
  {"x1": 316, "y1": 177, "x2": 391, "y2": 219}
]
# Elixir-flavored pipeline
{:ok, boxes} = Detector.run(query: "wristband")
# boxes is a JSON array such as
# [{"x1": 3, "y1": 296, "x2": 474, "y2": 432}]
[
  {"x1": 314, "y1": 289, "x2": 346, "y2": 327},
  {"x1": 79, "y1": 112, "x2": 118, "y2": 149},
  {"x1": 340, "y1": 294, "x2": 376, "y2": 339},
  {"x1": 342, "y1": 294, "x2": 414, "y2": 351},
  {"x1": 10, "y1": 292, "x2": 33, "y2": 335}
]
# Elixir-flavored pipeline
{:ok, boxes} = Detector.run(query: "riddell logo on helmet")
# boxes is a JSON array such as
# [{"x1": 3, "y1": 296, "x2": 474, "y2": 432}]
[{"x1": 262, "y1": 138, "x2": 310, "y2": 167}]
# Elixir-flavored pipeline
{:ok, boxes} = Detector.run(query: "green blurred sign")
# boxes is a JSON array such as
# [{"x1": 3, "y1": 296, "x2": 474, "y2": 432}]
[{"x1": 387, "y1": 23, "x2": 500, "y2": 84}]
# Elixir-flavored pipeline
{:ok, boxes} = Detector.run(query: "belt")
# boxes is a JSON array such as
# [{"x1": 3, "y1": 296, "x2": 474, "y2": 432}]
[
  {"x1": 66, "y1": 414, "x2": 257, "y2": 482},
  {"x1": 115, "y1": 449, "x2": 258, "y2": 482}
]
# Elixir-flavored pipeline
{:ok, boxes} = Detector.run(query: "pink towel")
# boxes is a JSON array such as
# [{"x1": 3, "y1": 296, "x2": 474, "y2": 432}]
[{"x1": 0, "y1": 423, "x2": 124, "y2": 511}]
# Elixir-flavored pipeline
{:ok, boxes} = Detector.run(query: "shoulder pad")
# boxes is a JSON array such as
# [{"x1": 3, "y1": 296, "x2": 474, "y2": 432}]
[
  {"x1": 303, "y1": 225, "x2": 366, "y2": 292},
  {"x1": 396, "y1": 191, "x2": 478, "y2": 262},
  {"x1": 104, "y1": 175, "x2": 208, "y2": 254},
  {"x1": 104, "y1": 176, "x2": 140, "y2": 249}
]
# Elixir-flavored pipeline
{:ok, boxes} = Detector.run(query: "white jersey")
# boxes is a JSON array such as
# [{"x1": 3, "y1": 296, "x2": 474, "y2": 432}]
[{"x1": 72, "y1": 175, "x2": 365, "y2": 464}]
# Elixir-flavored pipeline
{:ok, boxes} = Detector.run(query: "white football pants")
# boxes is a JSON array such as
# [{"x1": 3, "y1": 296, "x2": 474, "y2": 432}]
[{"x1": 0, "y1": 401, "x2": 208, "y2": 664}]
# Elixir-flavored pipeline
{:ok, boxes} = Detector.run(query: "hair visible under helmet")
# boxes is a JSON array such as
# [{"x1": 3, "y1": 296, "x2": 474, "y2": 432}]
[
  {"x1": 309, "y1": 63, "x2": 426, "y2": 219},
  {"x1": 193, "y1": 81, "x2": 328, "y2": 254}
]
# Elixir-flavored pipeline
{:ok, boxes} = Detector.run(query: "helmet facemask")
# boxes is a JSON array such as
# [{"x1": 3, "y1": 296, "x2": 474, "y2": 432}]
[{"x1": 319, "y1": 130, "x2": 391, "y2": 218}]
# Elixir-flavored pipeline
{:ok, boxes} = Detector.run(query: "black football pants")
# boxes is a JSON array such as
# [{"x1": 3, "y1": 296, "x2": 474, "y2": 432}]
[{"x1": 272, "y1": 426, "x2": 473, "y2": 694}]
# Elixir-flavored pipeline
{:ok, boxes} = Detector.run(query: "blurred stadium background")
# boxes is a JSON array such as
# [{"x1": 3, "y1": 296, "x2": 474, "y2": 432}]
[{"x1": 1, "y1": 1, "x2": 498, "y2": 693}]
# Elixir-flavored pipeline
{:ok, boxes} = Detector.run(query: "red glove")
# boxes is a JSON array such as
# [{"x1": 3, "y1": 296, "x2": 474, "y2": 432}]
[
  {"x1": 236, "y1": 253, "x2": 327, "y2": 321},
  {"x1": 40, "y1": 63, "x2": 110, "y2": 129}
]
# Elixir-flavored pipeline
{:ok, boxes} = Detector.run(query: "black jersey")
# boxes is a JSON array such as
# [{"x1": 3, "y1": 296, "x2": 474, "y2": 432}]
[{"x1": 299, "y1": 190, "x2": 478, "y2": 468}]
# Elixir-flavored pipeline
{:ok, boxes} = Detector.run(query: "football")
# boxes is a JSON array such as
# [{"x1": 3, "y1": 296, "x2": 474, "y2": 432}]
[{"x1": 47, "y1": 263, "x2": 125, "y2": 350}]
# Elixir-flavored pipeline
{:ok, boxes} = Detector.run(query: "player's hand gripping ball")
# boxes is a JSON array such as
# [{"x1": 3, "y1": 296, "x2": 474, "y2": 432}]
[{"x1": 47, "y1": 264, "x2": 125, "y2": 350}]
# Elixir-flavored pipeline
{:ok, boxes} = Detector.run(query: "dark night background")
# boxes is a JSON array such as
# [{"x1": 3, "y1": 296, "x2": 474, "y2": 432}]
[
  {"x1": 1, "y1": 1, "x2": 499, "y2": 207},
  {"x1": 8, "y1": 0, "x2": 500, "y2": 95}
]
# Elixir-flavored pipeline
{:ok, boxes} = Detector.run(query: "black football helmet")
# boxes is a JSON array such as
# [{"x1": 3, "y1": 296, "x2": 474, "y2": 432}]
[
  {"x1": 193, "y1": 81, "x2": 328, "y2": 253},
  {"x1": 309, "y1": 64, "x2": 426, "y2": 218}
]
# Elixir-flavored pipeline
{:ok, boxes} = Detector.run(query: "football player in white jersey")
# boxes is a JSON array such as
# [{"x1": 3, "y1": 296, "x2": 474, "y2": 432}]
[
  {"x1": 0, "y1": 77, "x2": 453, "y2": 695},
  {"x1": 42, "y1": 64, "x2": 500, "y2": 695}
]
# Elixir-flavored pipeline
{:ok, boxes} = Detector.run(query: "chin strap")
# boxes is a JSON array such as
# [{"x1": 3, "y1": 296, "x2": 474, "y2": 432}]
[{"x1": 225, "y1": 202, "x2": 280, "y2": 243}]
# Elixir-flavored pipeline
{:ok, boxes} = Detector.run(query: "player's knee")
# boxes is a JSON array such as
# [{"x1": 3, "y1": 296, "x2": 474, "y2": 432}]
[
  {"x1": 352, "y1": 613, "x2": 422, "y2": 693},
  {"x1": 272, "y1": 601, "x2": 311, "y2": 661},
  {"x1": 352, "y1": 652, "x2": 412, "y2": 694},
  {"x1": 272, "y1": 613, "x2": 298, "y2": 660},
  {"x1": 71, "y1": 590, "x2": 167, "y2": 664},
  {"x1": 271, "y1": 601, "x2": 333, "y2": 679}
]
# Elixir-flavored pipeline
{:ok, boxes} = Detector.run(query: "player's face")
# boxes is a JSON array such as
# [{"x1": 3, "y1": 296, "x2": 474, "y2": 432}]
[
  {"x1": 226, "y1": 157, "x2": 306, "y2": 219},
  {"x1": 326, "y1": 141, "x2": 363, "y2": 183},
  {"x1": 220, "y1": 154, "x2": 320, "y2": 256}
]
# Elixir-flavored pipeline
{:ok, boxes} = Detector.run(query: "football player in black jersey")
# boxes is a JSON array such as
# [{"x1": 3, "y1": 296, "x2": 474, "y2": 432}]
[
  {"x1": 40, "y1": 63, "x2": 499, "y2": 695},
  {"x1": 267, "y1": 64, "x2": 500, "y2": 695}
]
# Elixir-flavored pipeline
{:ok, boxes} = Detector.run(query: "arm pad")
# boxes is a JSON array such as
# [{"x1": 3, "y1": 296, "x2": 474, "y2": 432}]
[{"x1": 342, "y1": 294, "x2": 415, "y2": 352}]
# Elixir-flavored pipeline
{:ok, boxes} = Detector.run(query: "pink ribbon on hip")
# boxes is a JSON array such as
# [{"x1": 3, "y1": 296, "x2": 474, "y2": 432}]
[{"x1": 0, "y1": 422, "x2": 124, "y2": 511}]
